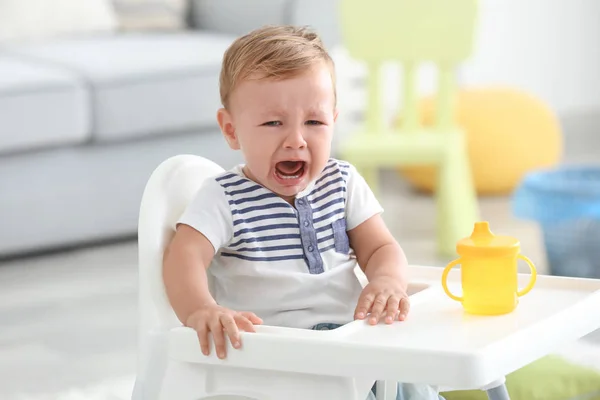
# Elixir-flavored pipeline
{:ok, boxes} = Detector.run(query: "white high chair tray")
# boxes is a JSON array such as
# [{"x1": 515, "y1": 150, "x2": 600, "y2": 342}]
[{"x1": 168, "y1": 265, "x2": 600, "y2": 390}]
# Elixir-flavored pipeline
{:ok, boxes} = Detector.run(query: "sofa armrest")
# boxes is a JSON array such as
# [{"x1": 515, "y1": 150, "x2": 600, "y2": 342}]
[{"x1": 189, "y1": 0, "x2": 294, "y2": 36}]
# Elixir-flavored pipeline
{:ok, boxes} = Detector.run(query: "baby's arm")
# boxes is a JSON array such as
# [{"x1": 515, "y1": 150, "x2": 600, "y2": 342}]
[
  {"x1": 163, "y1": 225, "x2": 262, "y2": 358},
  {"x1": 344, "y1": 163, "x2": 410, "y2": 325},
  {"x1": 348, "y1": 215, "x2": 409, "y2": 323},
  {"x1": 163, "y1": 178, "x2": 262, "y2": 358},
  {"x1": 163, "y1": 224, "x2": 217, "y2": 324}
]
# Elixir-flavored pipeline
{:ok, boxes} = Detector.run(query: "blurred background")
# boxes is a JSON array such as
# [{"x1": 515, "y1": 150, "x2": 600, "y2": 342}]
[{"x1": 1, "y1": 0, "x2": 599, "y2": 399}]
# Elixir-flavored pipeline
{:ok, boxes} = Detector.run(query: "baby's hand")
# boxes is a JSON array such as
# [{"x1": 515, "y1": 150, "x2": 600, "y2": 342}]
[
  {"x1": 186, "y1": 304, "x2": 263, "y2": 359},
  {"x1": 354, "y1": 277, "x2": 410, "y2": 325}
]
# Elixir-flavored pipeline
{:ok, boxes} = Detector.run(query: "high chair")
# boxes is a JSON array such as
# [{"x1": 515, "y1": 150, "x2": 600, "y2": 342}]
[
  {"x1": 132, "y1": 154, "x2": 382, "y2": 400},
  {"x1": 132, "y1": 155, "x2": 600, "y2": 400},
  {"x1": 337, "y1": 0, "x2": 480, "y2": 256}
]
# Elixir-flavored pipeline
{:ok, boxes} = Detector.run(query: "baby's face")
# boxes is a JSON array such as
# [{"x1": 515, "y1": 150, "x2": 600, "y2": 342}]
[{"x1": 219, "y1": 63, "x2": 337, "y2": 201}]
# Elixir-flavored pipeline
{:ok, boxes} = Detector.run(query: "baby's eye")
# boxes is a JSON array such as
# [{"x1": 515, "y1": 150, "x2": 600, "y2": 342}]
[
  {"x1": 262, "y1": 121, "x2": 281, "y2": 127},
  {"x1": 306, "y1": 120, "x2": 324, "y2": 126}
]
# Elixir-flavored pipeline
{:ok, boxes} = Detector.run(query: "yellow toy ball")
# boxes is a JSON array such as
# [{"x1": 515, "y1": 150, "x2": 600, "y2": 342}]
[{"x1": 400, "y1": 87, "x2": 563, "y2": 195}]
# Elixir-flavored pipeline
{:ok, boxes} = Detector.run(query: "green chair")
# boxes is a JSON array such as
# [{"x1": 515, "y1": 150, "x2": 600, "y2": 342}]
[{"x1": 337, "y1": 0, "x2": 480, "y2": 256}]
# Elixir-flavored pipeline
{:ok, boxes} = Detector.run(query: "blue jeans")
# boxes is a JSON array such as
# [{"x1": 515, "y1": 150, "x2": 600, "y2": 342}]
[{"x1": 311, "y1": 323, "x2": 445, "y2": 400}]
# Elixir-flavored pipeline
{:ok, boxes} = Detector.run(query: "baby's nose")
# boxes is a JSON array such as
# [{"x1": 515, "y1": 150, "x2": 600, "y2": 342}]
[{"x1": 283, "y1": 129, "x2": 307, "y2": 149}]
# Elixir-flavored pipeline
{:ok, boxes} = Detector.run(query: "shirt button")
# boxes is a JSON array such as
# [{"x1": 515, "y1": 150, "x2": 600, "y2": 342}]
[
  {"x1": 308, "y1": 245, "x2": 314, "y2": 252},
  {"x1": 303, "y1": 220, "x2": 310, "y2": 227},
  {"x1": 297, "y1": 199, "x2": 305, "y2": 205}
]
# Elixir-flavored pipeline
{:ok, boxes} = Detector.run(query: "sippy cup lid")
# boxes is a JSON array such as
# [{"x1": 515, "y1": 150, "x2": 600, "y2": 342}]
[{"x1": 456, "y1": 221, "x2": 520, "y2": 257}]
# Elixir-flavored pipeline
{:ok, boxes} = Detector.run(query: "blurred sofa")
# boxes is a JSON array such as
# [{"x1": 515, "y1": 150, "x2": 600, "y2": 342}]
[{"x1": 0, "y1": 0, "x2": 341, "y2": 257}]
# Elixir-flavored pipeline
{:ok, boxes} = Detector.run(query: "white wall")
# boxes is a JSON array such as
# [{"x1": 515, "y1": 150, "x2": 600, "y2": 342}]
[
  {"x1": 296, "y1": 0, "x2": 600, "y2": 118},
  {"x1": 463, "y1": 0, "x2": 600, "y2": 116}
]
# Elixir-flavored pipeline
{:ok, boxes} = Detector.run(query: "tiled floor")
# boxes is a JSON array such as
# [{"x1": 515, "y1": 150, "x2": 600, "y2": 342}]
[{"x1": 1, "y1": 116, "x2": 599, "y2": 399}]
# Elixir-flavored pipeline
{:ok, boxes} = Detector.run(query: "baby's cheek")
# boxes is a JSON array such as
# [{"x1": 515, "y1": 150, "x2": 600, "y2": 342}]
[{"x1": 312, "y1": 157, "x2": 329, "y2": 173}]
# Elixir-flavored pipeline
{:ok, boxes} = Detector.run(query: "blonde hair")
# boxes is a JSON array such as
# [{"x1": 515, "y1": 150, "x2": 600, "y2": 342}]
[{"x1": 219, "y1": 25, "x2": 336, "y2": 109}]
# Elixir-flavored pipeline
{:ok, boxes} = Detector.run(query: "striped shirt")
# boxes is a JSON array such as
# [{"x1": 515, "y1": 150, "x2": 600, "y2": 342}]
[{"x1": 178, "y1": 158, "x2": 383, "y2": 329}]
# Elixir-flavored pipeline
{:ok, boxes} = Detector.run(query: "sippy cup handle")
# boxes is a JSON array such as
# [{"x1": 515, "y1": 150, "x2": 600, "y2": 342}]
[
  {"x1": 516, "y1": 254, "x2": 537, "y2": 297},
  {"x1": 441, "y1": 258, "x2": 463, "y2": 302}
]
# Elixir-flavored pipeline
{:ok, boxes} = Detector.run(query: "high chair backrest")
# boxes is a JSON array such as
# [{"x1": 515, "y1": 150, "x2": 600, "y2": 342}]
[
  {"x1": 137, "y1": 155, "x2": 224, "y2": 341},
  {"x1": 338, "y1": 0, "x2": 478, "y2": 132}
]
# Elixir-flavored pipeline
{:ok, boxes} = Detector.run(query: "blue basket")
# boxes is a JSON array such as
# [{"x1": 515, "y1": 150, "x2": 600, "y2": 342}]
[{"x1": 513, "y1": 166, "x2": 600, "y2": 279}]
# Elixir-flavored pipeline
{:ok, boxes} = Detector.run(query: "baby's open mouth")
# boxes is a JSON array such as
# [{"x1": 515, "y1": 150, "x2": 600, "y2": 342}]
[{"x1": 275, "y1": 161, "x2": 305, "y2": 180}]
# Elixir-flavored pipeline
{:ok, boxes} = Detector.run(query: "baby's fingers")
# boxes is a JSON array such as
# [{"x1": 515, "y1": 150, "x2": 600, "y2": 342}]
[
  {"x1": 369, "y1": 293, "x2": 388, "y2": 325},
  {"x1": 210, "y1": 319, "x2": 228, "y2": 359},
  {"x1": 240, "y1": 311, "x2": 263, "y2": 326},
  {"x1": 385, "y1": 296, "x2": 400, "y2": 324},
  {"x1": 221, "y1": 314, "x2": 241, "y2": 350},
  {"x1": 235, "y1": 314, "x2": 257, "y2": 333},
  {"x1": 354, "y1": 291, "x2": 375, "y2": 320},
  {"x1": 398, "y1": 297, "x2": 410, "y2": 321},
  {"x1": 196, "y1": 322, "x2": 210, "y2": 356}
]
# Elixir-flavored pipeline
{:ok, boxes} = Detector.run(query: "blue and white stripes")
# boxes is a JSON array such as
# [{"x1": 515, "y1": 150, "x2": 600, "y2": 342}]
[{"x1": 215, "y1": 159, "x2": 351, "y2": 266}]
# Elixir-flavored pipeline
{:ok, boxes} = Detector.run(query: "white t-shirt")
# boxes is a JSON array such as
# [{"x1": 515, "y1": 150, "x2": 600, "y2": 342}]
[{"x1": 177, "y1": 158, "x2": 383, "y2": 329}]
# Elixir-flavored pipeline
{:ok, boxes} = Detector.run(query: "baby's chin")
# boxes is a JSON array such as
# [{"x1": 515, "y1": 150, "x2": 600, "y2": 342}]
[{"x1": 269, "y1": 183, "x2": 307, "y2": 201}]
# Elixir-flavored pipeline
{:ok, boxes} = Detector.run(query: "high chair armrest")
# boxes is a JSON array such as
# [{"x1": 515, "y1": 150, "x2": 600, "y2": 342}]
[
  {"x1": 166, "y1": 319, "x2": 483, "y2": 387},
  {"x1": 167, "y1": 324, "x2": 345, "y2": 368}
]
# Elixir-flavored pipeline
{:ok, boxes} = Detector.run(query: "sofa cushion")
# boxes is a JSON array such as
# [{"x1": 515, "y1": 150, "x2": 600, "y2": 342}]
[
  {"x1": 0, "y1": 56, "x2": 90, "y2": 154},
  {"x1": 0, "y1": 0, "x2": 117, "y2": 43},
  {"x1": 6, "y1": 32, "x2": 236, "y2": 143},
  {"x1": 189, "y1": 0, "x2": 293, "y2": 36}
]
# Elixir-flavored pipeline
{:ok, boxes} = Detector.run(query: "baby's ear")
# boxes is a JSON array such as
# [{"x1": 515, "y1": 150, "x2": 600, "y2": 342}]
[{"x1": 217, "y1": 108, "x2": 240, "y2": 150}]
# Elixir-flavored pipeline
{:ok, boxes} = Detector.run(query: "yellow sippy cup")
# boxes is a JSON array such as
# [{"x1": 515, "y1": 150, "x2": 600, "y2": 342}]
[{"x1": 441, "y1": 221, "x2": 537, "y2": 315}]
